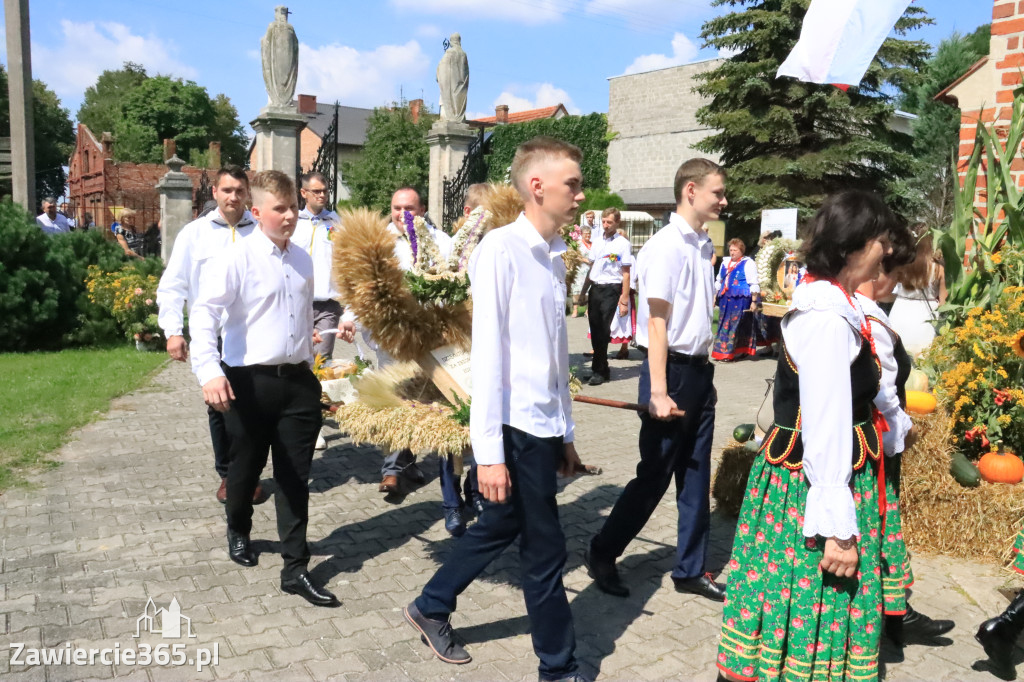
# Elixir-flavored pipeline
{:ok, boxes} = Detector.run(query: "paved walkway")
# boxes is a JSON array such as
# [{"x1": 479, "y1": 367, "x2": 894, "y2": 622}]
[{"x1": 1, "y1": 317, "x2": 1021, "y2": 681}]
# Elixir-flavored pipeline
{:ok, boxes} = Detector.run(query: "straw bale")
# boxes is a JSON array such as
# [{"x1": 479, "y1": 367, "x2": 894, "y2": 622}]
[{"x1": 712, "y1": 441, "x2": 756, "y2": 518}]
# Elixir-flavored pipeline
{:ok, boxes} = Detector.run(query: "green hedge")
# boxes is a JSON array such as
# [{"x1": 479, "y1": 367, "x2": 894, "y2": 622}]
[
  {"x1": 485, "y1": 113, "x2": 610, "y2": 190},
  {"x1": 0, "y1": 200, "x2": 161, "y2": 351}
]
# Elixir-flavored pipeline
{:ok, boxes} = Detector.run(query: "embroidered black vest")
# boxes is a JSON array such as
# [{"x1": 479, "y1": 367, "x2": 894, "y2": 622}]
[{"x1": 760, "y1": 318, "x2": 882, "y2": 471}]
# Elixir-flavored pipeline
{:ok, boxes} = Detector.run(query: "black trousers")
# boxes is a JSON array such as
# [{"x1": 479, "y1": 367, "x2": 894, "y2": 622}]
[
  {"x1": 591, "y1": 357, "x2": 716, "y2": 579},
  {"x1": 222, "y1": 365, "x2": 322, "y2": 580},
  {"x1": 210, "y1": 337, "x2": 231, "y2": 478},
  {"x1": 588, "y1": 283, "x2": 621, "y2": 378},
  {"x1": 415, "y1": 425, "x2": 577, "y2": 680}
]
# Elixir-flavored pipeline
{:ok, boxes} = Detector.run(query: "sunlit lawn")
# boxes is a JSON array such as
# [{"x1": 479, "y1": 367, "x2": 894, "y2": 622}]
[{"x1": 0, "y1": 347, "x2": 166, "y2": 491}]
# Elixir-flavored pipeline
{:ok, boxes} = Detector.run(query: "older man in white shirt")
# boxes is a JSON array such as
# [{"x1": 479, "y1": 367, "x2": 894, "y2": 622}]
[
  {"x1": 404, "y1": 137, "x2": 586, "y2": 682},
  {"x1": 36, "y1": 197, "x2": 71, "y2": 234}
]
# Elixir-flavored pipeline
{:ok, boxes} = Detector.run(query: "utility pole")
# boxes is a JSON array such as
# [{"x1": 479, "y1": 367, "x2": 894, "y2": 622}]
[{"x1": 5, "y1": 0, "x2": 35, "y2": 212}]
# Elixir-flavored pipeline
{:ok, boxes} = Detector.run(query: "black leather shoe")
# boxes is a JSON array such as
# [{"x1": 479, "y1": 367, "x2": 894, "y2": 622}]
[
  {"x1": 227, "y1": 529, "x2": 257, "y2": 567},
  {"x1": 542, "y1": 672, "x2": 592, "y2": 682},
  {"x1": 901, "y1": 604, "x2": 954, "y2": 643},
  {"x1": 403, "y1": 460, "x2": 426, "y2": 484},
  {"x1": 584, "y1": 549, "x2": 629, "y2": 597},
  {"x1": 444, "y1": 508, "x2": 467, "y2": 537},
  {"x1": 673, "y1": 573, "x2": 726, "y2": 602},
  {"x1": 977, "y1": 590, "x2": 1024, "y2": 680},
  {"x1": 282, "y1": 572, "x2": 341, "y2": 608},
  {"x1": 404, "y1": 601, "x2": 471, "y2": 664},
  {"x1": 587, "y1": 374, "x2": 606, "y2": 386}
]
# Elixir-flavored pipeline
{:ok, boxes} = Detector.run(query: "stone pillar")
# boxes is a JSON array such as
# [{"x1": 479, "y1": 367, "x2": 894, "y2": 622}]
[
  {"x1": 250, "y1": 107, "x2": 306, "y2": 181},
  {"x1": 157, "y1": 155, "x2": 194, "y2": 261},
  {"x1": 426, "y1": 120, "x2": 478, "y2": 226},
  {"x1": 4, "y1": 0, "x2": 35, "y2": 213}
]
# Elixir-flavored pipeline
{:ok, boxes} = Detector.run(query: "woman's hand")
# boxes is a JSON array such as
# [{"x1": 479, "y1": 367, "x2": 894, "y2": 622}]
[{"x1": 820, "y1": 537, "x2": 859, "y2": 577}]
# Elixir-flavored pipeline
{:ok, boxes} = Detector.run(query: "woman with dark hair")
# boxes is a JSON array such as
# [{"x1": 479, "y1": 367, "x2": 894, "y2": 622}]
[
  {"x1": 717, "y1": 191, "x2": 912, "y2": 682},
  {"x1": 712, "y1": 237, "x2": 760, "y2": 361}
]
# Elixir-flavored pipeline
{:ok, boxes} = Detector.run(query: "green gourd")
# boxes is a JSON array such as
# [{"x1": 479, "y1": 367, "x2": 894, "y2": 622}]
[
  {"x1": 950, "y1": 451, "x2": 981, "y2": 488},
  {"x1": 733, "y1": 423, "x2": 755, "y2": 443}
]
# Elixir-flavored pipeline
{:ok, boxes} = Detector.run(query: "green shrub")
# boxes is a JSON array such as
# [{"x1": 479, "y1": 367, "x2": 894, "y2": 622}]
[
  {"x1": 485, "y1": 113, "x2": 610, "y2": 190},
  {"x1": 577, "y1": 189, "x2": 626, "y2": 219},
  {"x1": 0, "y1": 200, "x2": 148, "y2": 350}
]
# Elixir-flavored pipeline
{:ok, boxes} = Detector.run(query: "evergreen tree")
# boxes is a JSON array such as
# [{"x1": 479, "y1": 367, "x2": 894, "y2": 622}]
[
  {"x1": 900, "y1": 24, "x2": 990, "y2": 229},
  {"x1": 696, "y1": 0, "x2": 931, "y2": 239},
  {"x1": 342, "y1": 102, "x2": 436, "y2": 213}
]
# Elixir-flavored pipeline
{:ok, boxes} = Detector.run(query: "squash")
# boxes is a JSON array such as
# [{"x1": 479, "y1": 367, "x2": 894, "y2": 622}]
[
  {"x1": 978, "y1": 451, "x2": 1024, "y2": 484},
  {"x1": 743, "y1": 440, "x2": 760, "y2": 453},
  {"x1": 906, "y1": 368, "x2": 929, "y2": 393},
  {"x1": 950, "y1": 451, "x2": 981, "y2": 487},
  {"x1": 733, "y1": 423, "x2": 755, "y2": 443},
  {"x1": 905, "y1": 390, "x2": 937, "y2": 415}
]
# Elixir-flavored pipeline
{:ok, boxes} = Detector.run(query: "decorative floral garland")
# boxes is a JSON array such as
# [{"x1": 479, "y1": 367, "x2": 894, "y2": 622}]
[
  {"x1": 754, "y1": 237, "x2": 802, "y2": 300},
  {"x1": 448, "y1": 206, "x2": 491, "y2": 273}
]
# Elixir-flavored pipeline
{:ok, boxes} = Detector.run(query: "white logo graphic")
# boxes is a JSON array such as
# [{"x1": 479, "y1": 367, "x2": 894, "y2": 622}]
[{"x1": 134, "y1": 598, "x2": 196, "y2": 639}]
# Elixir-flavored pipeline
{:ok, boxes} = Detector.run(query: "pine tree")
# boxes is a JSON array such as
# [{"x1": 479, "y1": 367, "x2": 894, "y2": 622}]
[{"x1": 696, "y1": 0, "x2": 931, "y2": 239}]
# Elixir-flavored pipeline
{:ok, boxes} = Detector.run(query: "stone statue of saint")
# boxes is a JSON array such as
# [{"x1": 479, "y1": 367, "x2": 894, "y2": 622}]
[
  {"x1": 437, "y1": 34, "x2": 469, "y2": 123},
  {"x1": 261, "y1": 6, "x2": 299, "y2": 109}
]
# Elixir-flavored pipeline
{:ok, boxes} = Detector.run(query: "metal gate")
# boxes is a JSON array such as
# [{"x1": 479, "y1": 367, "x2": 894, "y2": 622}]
[
  {"x1": 441, "y1": 129, "x2": 487, "y2": 231},
  {"x1": 308, "y1": 102, "x2": 340, "y2": 209},
  {"x1": 194, "y1": 169, "x2": 213, "y2": 216}
]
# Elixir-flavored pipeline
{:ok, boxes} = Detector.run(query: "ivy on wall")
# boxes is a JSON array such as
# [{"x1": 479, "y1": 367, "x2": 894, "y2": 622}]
[{"x1": 485, "y1": 113, "x2": 610, "y2": 190}]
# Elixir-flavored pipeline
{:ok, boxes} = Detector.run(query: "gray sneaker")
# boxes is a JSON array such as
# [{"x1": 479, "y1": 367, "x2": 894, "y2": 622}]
[{"x1": 404, "y1": 602, "x2": 471, "y2": 664}]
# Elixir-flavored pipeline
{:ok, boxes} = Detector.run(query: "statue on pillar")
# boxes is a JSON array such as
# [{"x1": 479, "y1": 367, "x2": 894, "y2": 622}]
[
  {"x1": 261, "y1": 6, "x2": 299, "y2": 109},
  {"x1": 437, "y1": 33, "x2": 469, "y2": 123}
]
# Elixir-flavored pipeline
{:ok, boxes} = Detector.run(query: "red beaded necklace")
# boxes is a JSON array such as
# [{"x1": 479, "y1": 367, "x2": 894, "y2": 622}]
[{"x1": 802, "y1": 275, "x2": 876, "y2": 357}]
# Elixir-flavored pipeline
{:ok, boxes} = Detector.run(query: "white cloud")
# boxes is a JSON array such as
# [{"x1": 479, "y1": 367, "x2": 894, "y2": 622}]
[
  {"x1": 297, "y1": 40, "x2": 429, "y2": 108},
  {"x1": 718, "y1": 46, "x2": 741, "y2": 59},
  {"x1": 623, "y1": 32, "x2": 699, "y2": 75},
  {"x1": 585, "y1": 0, "x2": 696, "y2": 29},
  {"x1": 389, "y1": 0, "x2": 566, "y2": 24},
  {"x1": 415, "y1": 24, "x2": 445, "y2": 40},
  {"x1": 31, "y1": 20, "x2": 196, "y2": 104},
  {"x1": 492, "y1": 83, "x2": 581, "y2": 115}
]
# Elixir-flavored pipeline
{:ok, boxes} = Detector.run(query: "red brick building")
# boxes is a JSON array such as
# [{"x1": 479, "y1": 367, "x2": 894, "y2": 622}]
[
  {"x1": 67, "y1": 123, "x2": 222, "y2": 230},
  {"x1": 937, "y1": 0, "x2": 1019, "y2": 208}
]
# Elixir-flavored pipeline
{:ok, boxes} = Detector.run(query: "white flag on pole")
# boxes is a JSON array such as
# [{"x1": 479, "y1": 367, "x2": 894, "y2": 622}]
[{"x1": 776, "y1": 0, "x2": 912, "y2": 87}]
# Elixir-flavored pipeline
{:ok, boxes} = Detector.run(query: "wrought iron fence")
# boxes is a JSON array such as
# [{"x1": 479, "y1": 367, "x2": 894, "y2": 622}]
[
  {"x1": 65, "y1": 197, "x2": 163, "y2": 258},
  {"x1": 307, "y1": 102, "x2": 339, "y2": 209},
  {"x1": 441, "y1": 129, "x2": 488, "y2": 231}
]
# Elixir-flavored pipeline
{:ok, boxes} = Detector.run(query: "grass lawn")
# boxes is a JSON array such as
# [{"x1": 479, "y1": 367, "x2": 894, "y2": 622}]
[{"x1": 0, "y1": 347, "x2": 167, "y2": 491}]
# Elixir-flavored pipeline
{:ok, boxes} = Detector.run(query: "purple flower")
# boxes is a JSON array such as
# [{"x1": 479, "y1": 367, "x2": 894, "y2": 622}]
[{"x1": 403, "y1": 210, "x2": 418, "y2": 260}]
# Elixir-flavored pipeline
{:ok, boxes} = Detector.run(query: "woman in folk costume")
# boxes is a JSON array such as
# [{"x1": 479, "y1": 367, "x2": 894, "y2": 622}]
[
  {"x1": 713, "y1": 238, "x2": 760, "y2": 361},
  {"x1": 856, "y1": 251, "x2": 955, "y2": 649},
  {"x1": 716, "y1": 191, "x2": 911, "y2": 682}
]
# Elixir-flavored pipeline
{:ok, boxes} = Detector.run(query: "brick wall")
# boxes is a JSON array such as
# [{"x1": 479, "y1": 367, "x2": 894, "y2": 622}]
[{"x1": 607, "y1": 59, "x2": 723, "y2": 198}]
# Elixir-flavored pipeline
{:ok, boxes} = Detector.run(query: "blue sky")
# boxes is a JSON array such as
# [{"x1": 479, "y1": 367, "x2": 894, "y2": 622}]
[{"x1": 0, "y1": 0, "x2": 994, "y2": 134}]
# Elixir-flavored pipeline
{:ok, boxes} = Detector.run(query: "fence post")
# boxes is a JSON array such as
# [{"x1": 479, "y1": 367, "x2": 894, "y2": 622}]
[{"x1": 157, "y1": 154, "x2": 194, "y2": 261}]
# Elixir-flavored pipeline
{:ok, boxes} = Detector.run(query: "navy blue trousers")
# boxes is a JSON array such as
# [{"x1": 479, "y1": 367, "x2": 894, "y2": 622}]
[
  {"x1": 591, "y1": 357, "x2": 716, "y2": 579},
  {"x1": 416, "y1": 425, "x2": 577, "y2": 680}
]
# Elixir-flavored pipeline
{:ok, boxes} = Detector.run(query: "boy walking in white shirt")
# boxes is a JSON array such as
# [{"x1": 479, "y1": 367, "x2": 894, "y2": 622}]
[
  {"x1": 403, "y1": 137, "x2": 587, "y2": 682},
  {"x1": 190, "y1": 171, "x2": 340, "y2": 609}
]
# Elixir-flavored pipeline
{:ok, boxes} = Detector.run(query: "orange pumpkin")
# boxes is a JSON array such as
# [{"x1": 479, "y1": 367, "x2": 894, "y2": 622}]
[{"x1": 978, "y1": 451, "x2": 1024, "y2": 484}]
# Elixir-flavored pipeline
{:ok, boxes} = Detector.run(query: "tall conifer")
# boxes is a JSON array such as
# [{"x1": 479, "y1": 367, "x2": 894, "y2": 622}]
[{"x1": 695, "y1": 0, "x2": 931, "y2": 237}]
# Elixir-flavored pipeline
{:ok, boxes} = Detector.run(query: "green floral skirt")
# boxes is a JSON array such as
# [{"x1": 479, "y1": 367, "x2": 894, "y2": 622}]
[
  {"x1": 880, "y1": 457, "x2": 912, "y2": 616},
  {"x1": 717, "y1": 455, "x2": 884, "y2": 682},
  {"x1": 1013, "y1": 529, "x2": 1024, "y2": 575}
]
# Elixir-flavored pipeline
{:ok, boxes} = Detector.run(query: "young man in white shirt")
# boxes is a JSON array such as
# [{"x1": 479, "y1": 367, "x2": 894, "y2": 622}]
[
  {"x1": 156, "y1": 166, "x2": 265, "y2": 504},
  {"x1": 586, "y1": 158, "x2": 727, "y2": 603},
  {"x1": 190, "y1": 170, "x2": 340, "y2": 609},
  {"x1": 581, "y1": 208, "x2": 632, "y2": 385},
  {"x1": 292, "y1": 172, "x2": 348, "y2": 359},
  {"x1": 404, "y1": 137, "x2": 587, "y2": 682}
]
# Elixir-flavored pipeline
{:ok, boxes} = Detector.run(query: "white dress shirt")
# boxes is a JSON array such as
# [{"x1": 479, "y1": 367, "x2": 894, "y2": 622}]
[
  {"x1": 783, "y1": 280, "x2": 872, "y2": 541},
  {"x1": 856, "y1": 293, "x2": 914, "y2": 457},
  {"x1": 468, "y1": 213, "x2": 575, "y2": 465},
  {"x1": 634, "y1": 212, "x2": 715, "y2": 355},
  {"x1": 190, "y1": 229, "x2": 315, "y2": 387},
  {"x1": 36, "y1": 213, "x2": 70, "y2": 234},
  {"x1": 587, "y1": 233, "x2": 633, "y2": 285},
  {"x1": 156, "y1": 209, "x2": 256, "y2": 337},
  {"x1": 291, "y1": 208, "x2": 342, "y2": 301},
  {"x1": 715, "y1": 256, "x2": 760, "y2": 294}
]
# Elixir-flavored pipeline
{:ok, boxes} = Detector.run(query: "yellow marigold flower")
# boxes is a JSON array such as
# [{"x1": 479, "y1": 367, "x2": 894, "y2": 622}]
[
  {"x1": 992, "y1": 252, "x2": 1003, "y2": 264},
  {"x1": 999, "y1": 414, "x2": 1012, "y2": 426},
  {"x1": 998, "y1": 368, "x2": 1010, "y2": 379}
]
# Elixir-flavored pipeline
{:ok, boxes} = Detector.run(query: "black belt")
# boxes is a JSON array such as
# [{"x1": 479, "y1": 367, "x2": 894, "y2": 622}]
[
  {"x1": 592, "y1": 282, "x2": 621, "y2": 288},
  {"x1": 637, "y1": 346, "x2": 710, "y2": 366},
  {"x1": 228, "y1": 362, "x2": 309, "y2": 377}
]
